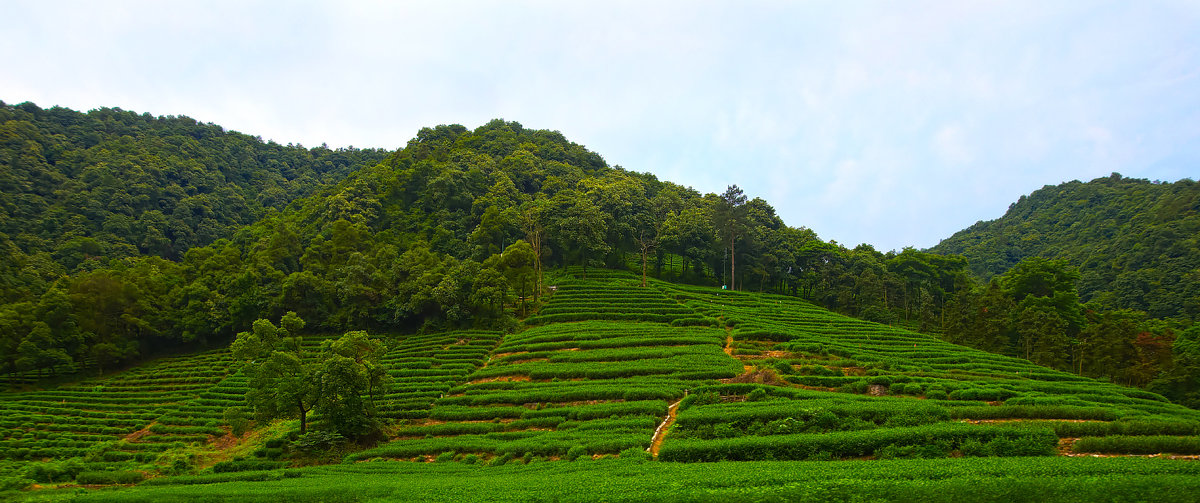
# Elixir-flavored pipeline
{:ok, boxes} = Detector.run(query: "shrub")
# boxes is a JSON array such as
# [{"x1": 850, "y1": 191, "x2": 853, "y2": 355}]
[
  {"x1": 925, "y1": 389, "x2": 948, "y2": 400},
  {"x1": 292, "y1": 431, "x2": 345, "y2": 453},
  {"x1": 435, "y1": 451, "x2": 456, "y2": 463},
  {"x1": 959, "y1": 438, "x2": 988, "y2": 457},
  {"x1": 224, "y1": 407, "x2": 251, "y2": 436},
  {"x1": 868, "y1": 376, "x2": 893, "y2": 386},
  {"x1": 75, "y1": 470, "x2": 145, "y2": 485},
  {"x1": 1072, "y1": 436, "x2": 1200, "y2": 455},
  {"x1": 679, "y1": 391, "x2": 721, "y2": 411},
  {"x1": 0, "y1": 476, "x2": 32, "y2": 491},
  {"x1": 986, "y1": 433, "x2": 1058, "y2": 456},
  {"x1": 566, "y1": 445, "x2": 588, "y2": 461},
  {"x1": 22, "y1": 458, "x2": 85, "y2": 483},
  {"x1": 619, "y1": 446, "x2": 651, "y2": 462},
  {"x1": 211, "y1": 460, "x2": 285, "y2": 472},
  {"x1": 487, "y1": 452, "x2": 514, "y2": 466}
]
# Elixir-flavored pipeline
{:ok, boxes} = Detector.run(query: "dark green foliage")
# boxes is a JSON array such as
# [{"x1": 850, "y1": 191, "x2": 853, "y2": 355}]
[
  {"x1": 74, "y1": 469, "x2": 146, "y2": 484},
  {"x1": 211, "y1": 459, "x2": 290, "y2": 473},
  {"x1": 1073, "y1": 435, "x2": 1200, "y2": 455},
  {"x1": 659, "y1": 423, "x2": 1058, "y2": 462},
  {"x1": 932, "y1": 174, "x2": 1200, "y2": 321},
  {"x1": 565, "y1": 445, "x2": 587, "y2": 461},
  {"x1": 292, "y1": 431, "x2": 346, "y2": 453}
]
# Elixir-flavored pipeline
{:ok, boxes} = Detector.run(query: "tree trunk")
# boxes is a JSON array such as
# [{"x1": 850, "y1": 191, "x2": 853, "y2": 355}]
[
  {"x1": 730, "y1": 236, "x2": 736, "y2": 291},
  {"x1": 641, "y1": 249, "x2": 648, "y2": 287},
  {"x1": 532, "y1": 232, "x2": 542, "y2": 302},
  {"x1": 298, "y1": 401, "x2": 308, "y2": 434}
]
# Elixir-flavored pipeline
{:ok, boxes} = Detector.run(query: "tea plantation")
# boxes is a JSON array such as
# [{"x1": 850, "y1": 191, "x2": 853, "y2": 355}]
[{"x1": 4, "y1": 269, "x2": 1200, "y2": 501}]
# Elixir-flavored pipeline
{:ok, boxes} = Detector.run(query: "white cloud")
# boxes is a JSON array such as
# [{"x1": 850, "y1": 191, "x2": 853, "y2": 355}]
[{"x1": 2, "y1": 1, "x2": 1198, "y2": 252}]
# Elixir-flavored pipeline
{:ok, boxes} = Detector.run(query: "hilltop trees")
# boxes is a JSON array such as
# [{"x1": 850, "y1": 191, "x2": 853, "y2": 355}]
[{"x1": 931, "y1": 174, "x2": 1200, "y2": 320}]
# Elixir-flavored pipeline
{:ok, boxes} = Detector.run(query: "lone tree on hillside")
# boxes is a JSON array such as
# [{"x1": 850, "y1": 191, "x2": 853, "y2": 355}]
[
  {"x1": 714, "y1": 185, "x2": 749, "y2": 290},
  {"x1": 232, "y1": 313, "x2": 389, "y2": 437}
]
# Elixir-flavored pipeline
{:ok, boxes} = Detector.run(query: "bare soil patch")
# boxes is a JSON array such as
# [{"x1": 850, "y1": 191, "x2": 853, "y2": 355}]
[
  {"x1": 468, "y1": 375, "x2": 532, "y2": 384},
  {"x1": 721, "y1": 368, "x2": 787, "y2": 386},
  {"x1": 123, "y1": 426, "x2": 153, "y2": 443}
]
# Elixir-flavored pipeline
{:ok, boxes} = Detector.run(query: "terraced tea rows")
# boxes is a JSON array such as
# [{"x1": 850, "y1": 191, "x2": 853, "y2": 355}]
[
  {"x1": 350, "y1": 309, "x2": 744, "y2": 462},
  {"x1": 653, "y1": 280, "x2": 1200, "y2": 460},
  {"x1": 6, "y1": 269, "x2": 1200, "y2": 500},
  {"x1": 376, "y1": 330, "x2": 503, "y2": 419},
  {"x1": 0, "y1": 350, "x2": 238, "y2": 483},
  {"x1": 0, "y1": 330, "x2": 504, "y2": 485},
  {"x1": 525, "y1": 269, "x2": 705, "y2": 325}
]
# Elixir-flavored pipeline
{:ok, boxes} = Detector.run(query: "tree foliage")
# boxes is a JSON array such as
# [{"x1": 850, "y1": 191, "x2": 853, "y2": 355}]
[{"x1": 232, "y1": 314, "x2": 389, "y2": 438}]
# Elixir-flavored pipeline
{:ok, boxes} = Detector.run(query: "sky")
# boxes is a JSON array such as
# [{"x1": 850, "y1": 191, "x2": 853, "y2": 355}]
[{"x1": 4, "y1": 1, "x2": 1199, "y2": 252}]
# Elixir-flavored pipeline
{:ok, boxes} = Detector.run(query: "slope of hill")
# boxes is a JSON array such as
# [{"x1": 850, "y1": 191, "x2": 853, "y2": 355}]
[
  {"x1": 0, "y1": 100, "x2": 389, "y2": 304},
  {"x1": 930, "y1": 173, "x2": 1200, "y2": 320},
  {"x1": 5, "y1": 270, "x2": 1200, "y2": 501}
]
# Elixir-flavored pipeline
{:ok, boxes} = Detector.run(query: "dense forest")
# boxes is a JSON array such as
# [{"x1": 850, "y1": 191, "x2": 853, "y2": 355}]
[
  {"x1": 0, "y1": 102, "x2": 1196, "y2": 408},
  {"x1": 931, "y1": 174, "x2": 1200, "y2": 320},
  {"x1": 0, "y1": 100, "x2": 389, "y2": 305}
]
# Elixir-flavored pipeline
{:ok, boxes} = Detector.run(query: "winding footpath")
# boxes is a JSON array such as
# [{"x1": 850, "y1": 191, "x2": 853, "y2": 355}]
[{"x1": 649, "y1": 395, "x2": 685, "y2": 458}]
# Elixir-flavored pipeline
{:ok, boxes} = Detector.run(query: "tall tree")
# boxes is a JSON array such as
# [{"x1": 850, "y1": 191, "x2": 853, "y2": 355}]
[
  {"x1": 233, "y1": 313, "x2": 320, "y2": 434},
  {"x1": 713, "y1": 185, "x2": 748, "y2": 290},
  {"x1": 550, "y1": 191, "x2": 609, "y2": 279}
]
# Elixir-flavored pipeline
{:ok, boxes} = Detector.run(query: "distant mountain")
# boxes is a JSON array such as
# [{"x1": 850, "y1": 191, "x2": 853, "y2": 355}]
[
  {"x1": 0, "y1": 100, "x2": 389, "y2": 304},
  {"x1": 930, "y1": 173, "x2": 1200, "y2": 320}
]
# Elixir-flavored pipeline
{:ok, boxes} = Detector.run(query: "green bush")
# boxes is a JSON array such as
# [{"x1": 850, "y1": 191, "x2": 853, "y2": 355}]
[
  {"x1": 75, "y1": 470, "x2": 146, "y2": 485},
  {"x1": 488, "y1": 452, "x2": 514, "y2": 466},
  {"x1": 660, "y1": 424, "x2": 1058, "y2": 462},
  {"x1": 0, "y1": 476, "x2": 33, "y2": 491},
  {"x1": 1072, "y1": 436, "x2": 1200, "y2": 455},
  {"x1": 566, "y1": 445, "x2": 588, "y2": 461},
  {"x1": 292, "y1": 431, "x2": 346, "y2": 453},
  {"x1": 619, "y1": 446, "x2": 651, "y2": 462},
  {"x1": 22, "y1": 458, "x2": 85, "y2": 483},
  {"x1": 224, "y1": 407, "x2": 251, "y2": 436},
  {"x1": 211, "y1": 459, "x2": 289, "y2": 473}
]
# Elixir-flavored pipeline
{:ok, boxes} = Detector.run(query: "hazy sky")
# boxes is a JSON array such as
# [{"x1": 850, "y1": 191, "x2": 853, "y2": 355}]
[{"x1": 4, "y1": 1, "x2": 1198, "y2": 251}]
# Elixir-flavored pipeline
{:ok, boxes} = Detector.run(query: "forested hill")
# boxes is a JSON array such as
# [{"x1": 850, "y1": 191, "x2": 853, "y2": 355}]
[
  {"x1": 4, "y1": 107, "x2": 1197, "y2": 407},
  {"x1": 0, "y1": 115, "x2": 839, "y2": 377},
  {"x1": 0, "y1": 100, "x2": 389, "y2": 305},
  {"x1": 930, "y1": 174, "x2": 1200, "y2": 320}
]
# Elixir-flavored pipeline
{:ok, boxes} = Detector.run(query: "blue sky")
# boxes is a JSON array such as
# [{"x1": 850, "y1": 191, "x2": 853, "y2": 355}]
[{"x1": 4, "y1": 1, "x2": 1198, "y2": 251}]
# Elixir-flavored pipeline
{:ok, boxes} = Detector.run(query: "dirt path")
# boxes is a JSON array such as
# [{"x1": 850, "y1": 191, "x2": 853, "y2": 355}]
[
  {"x1": 648, "y1": 395, "x2": 685, "y2": 459},
  {"x1": 724, "y1": 334, "x2": 734, "y2": 356}
]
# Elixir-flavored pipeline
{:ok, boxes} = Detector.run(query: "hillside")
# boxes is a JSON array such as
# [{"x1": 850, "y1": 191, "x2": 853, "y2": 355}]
[
  {"x1": 4, "y1": 270, "x2": 1200, "y2": 500},
  {"x1": 2, "y1": 110, "x2": 1197, "y2": 432},
  {"x1": 1, "y1": 107, "x2": 1199, "y2": 499},
  {"x1": 930, "y1": 173, "x2": 1200, "y2": 320},
  {"x1": 0, "y1": 100, "x2": 389, "y2": 305}
]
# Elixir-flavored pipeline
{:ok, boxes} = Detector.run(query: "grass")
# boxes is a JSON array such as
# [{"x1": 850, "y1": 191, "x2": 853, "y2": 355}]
[{"x1": 12, "y1": 457, "x2": 1200, "y2": 502}]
